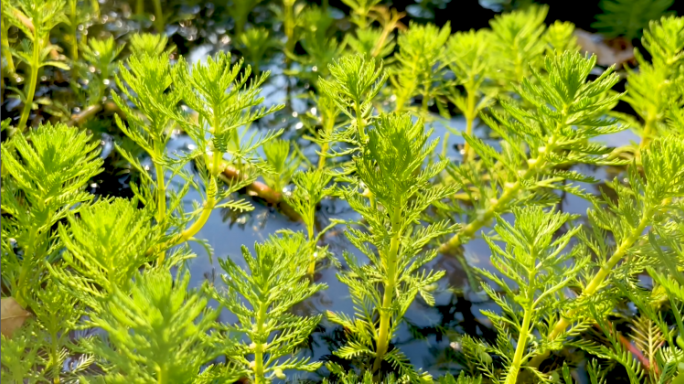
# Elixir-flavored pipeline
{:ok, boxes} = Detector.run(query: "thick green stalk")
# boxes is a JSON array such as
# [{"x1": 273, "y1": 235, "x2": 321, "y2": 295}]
[
  {"x1": 153, "y1": 157, "x2": 220, "y2": 261},
  {"x1": 155, "y1": 161, "x2": 166, "y2": 224},
  {"x1": 354, "y1": 100, "x2": 367, "y2": 143},
  {"x1": 18, "y1": 34, "x2": 42, "y2": 129},
  {"x1": 156, "y1": 366, "x2": 167, "y2": 384},
  {"x1": 317, "y1": 141, "x2": 329, "y2": 170},
  {"x1": 306, "y1": 219, "x2": 317, "y2": 276},
  {"x1": 529, "y1": 204, "x2": 655, "y2": 368},
  {"x1": 506, "y1": 306, "x2": 534, "y2": 384},
  {"x1": 175, "y1": 151, "x2": 222, "y2": 240},
  {"x1": 51, "y1": 330, "x2": 61, "y2": 383},
  {"x1": 373, "y1": 206, "x2": 403, "y2": 373},
  {"x1": 639, "y1": 114, "x2": 656, "y2": 151},
  {"x1": 253, "y1": 303, "x2": 268, "y2": 384},
  {"x1": 421, "y1": 83, "x2": 431, "y2": 115}
]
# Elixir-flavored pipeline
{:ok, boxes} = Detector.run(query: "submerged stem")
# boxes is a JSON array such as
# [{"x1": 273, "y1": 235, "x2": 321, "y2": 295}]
[
  {"x1": 1, "y1": 23, "x2": 15, "y2": 74},
  {"x1": 152, "y1": 0, "x2": 164, "y2": 33},
  {"x1": 18, "y1": 34, "x2": 42, "y2": 130}
]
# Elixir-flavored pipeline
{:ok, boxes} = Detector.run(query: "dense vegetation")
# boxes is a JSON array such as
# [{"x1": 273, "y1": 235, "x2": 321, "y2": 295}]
[{"x1": 1, "y1": 0, "x2": 683, "y2": 383}]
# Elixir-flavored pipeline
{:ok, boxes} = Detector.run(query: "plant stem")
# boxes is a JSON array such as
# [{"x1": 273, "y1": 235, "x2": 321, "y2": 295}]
[
  {"x1": 421, "y1": 84, "x2": 431, "y2": 115},
  {"x1": 18, "y1": 34, "x2": 42, "y2": 130},
  {"x1": 317, "y1": 141, "x2": 329, "y2": 170},
  {"x1": 354, "y1": 100, "x2": 367, "y2": 143},
  {"x1": 306, "y1": 219, "x2": 317, "y2": 276},
  {"x1": 1, "y1": 23, "x2": 15, "y2": 74},
  {"x1": 69, "y1": 0, "x2": 79, "y2": 64},
  {"x1": 639, "y1": 114, "x2": 656, "y2": 151},
  {"x1": 152, "y1": 0, "x2": 164, "y2": 34},
  {"x1": 506, "y1": 306, "x2": 534, "y2": 384},
  {"x1": 155, "y1": 161, "x2": 166, "y2": 224},
  {"x1": 90, "y1": 0, "x2": 100, "y2": 18},
  {"x1": 51, "y1": 330, "x2": 61, "y2": 383},
  {"x1": 253, "y1": 302, "x2": 268, "y2": 384},
  {"x1": 528, "y1": 204, "x2": 655, "y2": 368},
  {"x1": 157, "y1": 366, "x2": 167, "y2": 384},
  {"x1": 462, "y1": 87, "x2": 477, "y2": 163},
  {"x1": 373, "y1": 206, "x2": 403, "y2": 373}
]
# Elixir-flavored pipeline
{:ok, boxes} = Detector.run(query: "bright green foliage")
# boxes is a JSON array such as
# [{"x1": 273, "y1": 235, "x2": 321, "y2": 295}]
[
  {"x1": 621, "y1": 16, "x2": 684, "y2": 146},
  {"x1": 172, "y1": 51, "x2": 282, "y2": 165},
  {"x1": 543, "y1": 21, "x2": 579, "y2": 54},
  {"x1": 49, "y1": 198, "x2": 158, "y2": 309},
  {"x1": 128, "y1": 32, "x2": 174, "y2": 57},
  {"x1": 168, "y1": 51, "x2": 282, "y2": 248},
  {"x1": 319, "y1": 54, "x2": 386, "y2": 152},
  {"x1": 647, "y1": 221, "x2": 684, "y2": 382},
  {"x1": 291, "y1": 5, "x2": 344, "y2": 85},
  {"x1": 476, "y1": 207, "x2": 587, "y2": 384},
  {"x1": 446, "y1": 29, "x2": 494, "y2": 161},
  {"x1": 593, "y1": 0, "x2": 674, "y2": 40},
  {"x1": 1, "y1": 122, "x2": 102, "y2": 307},
  {"x1": 112, "y1": 51, "x2": 180, "y2": 230},
  {"x1": 213, "y1": 233, "x2": 326, "y2": 383},
  {"x1": 239, "y1": 27, "x2": 278, "y2": 74},
  {"x1": 329, "y1": 113, "x2": 455, "y2": 380},
  {"x1": 5, "y1": 0, "x2": 68, "y2": 129},
  {"x1": 530, "y1": 138, "x2": 684, "y2": 364},
  {"x1": 345, "y1": 27, "x2": 396, "y2": 60},
  {"x1": 342, "y1": 0, "x2": 383, "y2": 29},
  {"x1": 440, "y1": 51, "x2": 623, "y2": 252},
  {"x1": 262, "y1": 139, "x2": 300, "y2": 193},
  {"x1": 1, "y1": 321, "x2": 45, "y2": 383},
  {"x1": 285, "y1": 169, "x2": 338, "y2": 274},
  {"x1": 80, "y1": 36, "x2": 124, "y2": 103},
  {"x1": 438, "y1": 372, "x2": 483, "y2": 384},
  {"x1": 112, "y1": 52, "x2": 178, "y2": 177},
  {"x1": 300, "y1": 92, "x2": 341, "y2": 169},
  {"x1": 3, "y1": 4, "x2": 684, "y2": 383},
  {"x1": 488, "y1": 5, "x2": 548, "y2": 88},
  {"x1": 1, "y1": 282, "x2": 93, "y2": 382},
  {"x1": 84, "y1": 270, "x2": 218, "y2": 383},
  {"x1": 391, "y1": 22, "x2": 451, "y2": 113}
]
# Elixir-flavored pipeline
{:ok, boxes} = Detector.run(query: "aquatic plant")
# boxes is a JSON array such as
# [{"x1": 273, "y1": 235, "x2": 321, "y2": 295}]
[{"x1": 1, "y1": 2, "x2": 684, "y2": 383}]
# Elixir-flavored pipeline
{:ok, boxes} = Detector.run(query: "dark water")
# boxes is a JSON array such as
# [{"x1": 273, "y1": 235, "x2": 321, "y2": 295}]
[{"x1": 1, "y1": 0, "x2": 643, "y2": 380}]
